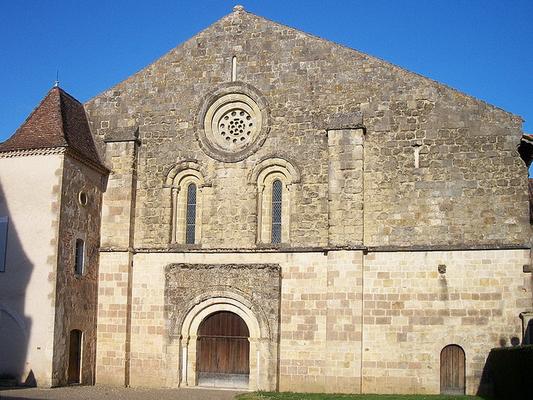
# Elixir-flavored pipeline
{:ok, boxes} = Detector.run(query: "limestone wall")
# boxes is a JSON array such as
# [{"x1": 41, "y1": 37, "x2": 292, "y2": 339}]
[
  {"x1": 0, "y1": 153, "x2": 63, "y2": 387},
  {"x1": 95, "y1": 251, "x2": 131, "y2": 385},
  {"x1": 95, "y1": 137, "x2": 138, "y2": 385},
  {"x1": 362, "y1": 249, "x2": 532, "y2": 395},
  {"x1": 87, "y1": 7, "x2": 532, "y2": 395},
  {"x1": 51, "y1": 155, "x2": 105, "y2": 386},
  {"x1": 85, "y1": 9, "x2": 529, "y2": 250},
  {"x1": 100, "y1": 139, "x2": 138, "y2": 249},
  {"x1": 100, "y1": 251, "x2": 363, "y2": 391},
  {"x1": 327, "y1": 128, "x2": 364, "y2": 246},
  {"x1": 92, "y1": 248, "x2": 532, "y2": 394}
]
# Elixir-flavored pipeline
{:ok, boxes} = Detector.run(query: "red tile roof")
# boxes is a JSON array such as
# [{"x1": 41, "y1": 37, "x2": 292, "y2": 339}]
[{"x1": 0, "y1": 87, "x2": 104, "y2": 168}]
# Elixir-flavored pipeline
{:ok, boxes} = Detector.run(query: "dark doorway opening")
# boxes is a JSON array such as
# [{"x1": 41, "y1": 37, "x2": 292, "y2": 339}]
[
  {"x1": 197, "y1": 311, "x2": 249, "y2": 388},
  {"x1": 68, "y1": 329, "x2": 82, "y2": 384},
  {"x1": 440, "y1": 344, "x2": 465, "y2": 395}
]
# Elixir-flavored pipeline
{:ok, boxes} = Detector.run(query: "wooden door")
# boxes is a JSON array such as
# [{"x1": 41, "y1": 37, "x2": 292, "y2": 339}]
[
  {"x1": 197, "y1": 311, "x2": 250, "y2": 375},
  {"x1": 440, "y1": 344, "x2": 465, "y2": 395},
  {"x1": 68, "y1": 330, "x2": 82, "y2": 384}
]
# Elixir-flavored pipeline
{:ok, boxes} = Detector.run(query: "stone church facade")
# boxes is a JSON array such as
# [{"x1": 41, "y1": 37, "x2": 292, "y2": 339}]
[{"x1": 1, "y1": 6, "x2": 532, "y2": 395}]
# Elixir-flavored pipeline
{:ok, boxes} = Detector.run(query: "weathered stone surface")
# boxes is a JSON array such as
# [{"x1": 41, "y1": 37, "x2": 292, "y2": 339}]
[
  {"x1": 164, "y1": 263, "x2": 280, "y2": 334},
  {"x1": 327, "y1": 128, "x2": 364, "y2": 246},
  {"x1": 85, "y1": 9, "x2": 530, "y2": 250},
  {"x1": 325, "y1": 112, "x2": 364, "y2": 130},
  {"x1": 81, "y1": 7, "x2": 533, "y2": 396},
  {"x1": 164, "y1": 263, "x2": 280, "y2": 390},
  {"x1": 362, "y1": 249, "x2": 531, "y2": 395},
  {"x1": 52, "y1": 154, "x2": 105, "y2": 386}
]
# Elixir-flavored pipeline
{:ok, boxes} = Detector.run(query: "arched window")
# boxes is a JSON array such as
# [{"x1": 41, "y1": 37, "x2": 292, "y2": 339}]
[
  {"x1": 271, "y1": 180, "x2": 282, "y2": 244},
  {"x1": 165, "y1": 162, "x2": 207, "y2": 245},
  {"x1": 186, "y1": 183, "x2": 197, "y2": 245},
  {"x1": 74, "y1": 239, "x2": 85, "y2": 275},
  {"x1": 250, "y1": 158, "x2": 300, "y2": 245}
]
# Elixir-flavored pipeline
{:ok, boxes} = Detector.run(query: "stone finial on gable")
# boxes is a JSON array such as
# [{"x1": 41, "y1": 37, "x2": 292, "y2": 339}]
[{"x1": 233, "y1": 4, "x2": 245, "y2": 12}]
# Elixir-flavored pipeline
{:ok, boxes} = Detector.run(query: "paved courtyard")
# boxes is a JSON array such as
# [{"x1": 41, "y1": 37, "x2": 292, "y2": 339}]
[{"x1": 0, "y1": 386, "x2": 243, "y2": 400}]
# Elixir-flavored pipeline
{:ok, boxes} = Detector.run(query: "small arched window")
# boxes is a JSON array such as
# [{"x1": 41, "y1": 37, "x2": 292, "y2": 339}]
[
  {"x1": 250, "y1": 158, "x2": 300, "y2": 245},
  {"x1": 166, "y1": 163, "x2": 207, "y2": 245},
  {"x1": 74, "y1": 239, "x2": 85, "y2": 275},
  {"x1": 186, "y1": 183, "x2": 197, "y2": 245},
  {"x1": 271, "y1": 180, "x2": 282, "y2": 244}
]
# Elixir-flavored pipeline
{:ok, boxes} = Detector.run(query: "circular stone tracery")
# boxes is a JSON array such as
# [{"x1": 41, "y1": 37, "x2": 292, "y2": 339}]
[
  {"x1": 199, "y1": 89, "x2": 268, "y2": 162},
  {"x1": 219, "y1": 109, "x2": 253, "y2": 143},
  {"x1": 210, "y1": 99, "x2": 258, "y2": 149}
]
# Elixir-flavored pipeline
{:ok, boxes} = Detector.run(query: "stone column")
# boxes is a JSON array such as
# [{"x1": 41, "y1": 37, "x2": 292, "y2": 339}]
[
  {"x1": 327, "y1": 114, "x2": 364, "y2": 246},
  {"x1": 96, "y1": 129, "x2": 140, "y2": 386}
]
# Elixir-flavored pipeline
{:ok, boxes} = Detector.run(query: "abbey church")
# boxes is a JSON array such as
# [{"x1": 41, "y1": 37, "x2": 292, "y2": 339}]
[{"x1": 0, "y1": 5, "x2": 532, "y2": 396}]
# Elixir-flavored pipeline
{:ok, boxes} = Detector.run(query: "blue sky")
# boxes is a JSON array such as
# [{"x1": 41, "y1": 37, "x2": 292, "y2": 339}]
[{"x1": 1, "y1": 0, "x2": 532, "y2": 143}]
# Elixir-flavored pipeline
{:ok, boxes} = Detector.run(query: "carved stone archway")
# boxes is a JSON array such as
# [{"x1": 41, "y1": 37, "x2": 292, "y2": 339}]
[{"x1": 179, "y1": 296, "x2": 272, "y2": 390}]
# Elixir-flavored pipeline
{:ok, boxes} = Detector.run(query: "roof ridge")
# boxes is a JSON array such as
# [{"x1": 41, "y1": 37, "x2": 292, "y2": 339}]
[
  {"x1": 57, "y1": 86, "x2": 84, "y2": 106},
  {"x1": 85, "y1": 7, "x2": 523, "y2": 123},
  {"x1": 238, "y1": 9, "x2": 523, "y2": 121},
  {"x1": 11, "y1": 87, "x2": 66, "y2": 141},
  {"x1": 57, "y1": 88, "x2": 68, "y2": 143},
  {"x1": 0, "y1": 87, "x2": 107, "y2": 172}
]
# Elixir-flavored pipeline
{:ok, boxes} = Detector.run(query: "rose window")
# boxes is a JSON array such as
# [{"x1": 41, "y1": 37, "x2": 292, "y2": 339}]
[
  {"x1": 218, "y1": 109, "x2": 254, "y2": 144},
  {"x1": 203, "y1": 93, "x2": 262, "y2": 154},
  {"x1": 198, "y1": 86, "x2": 269, "y2": 162}
]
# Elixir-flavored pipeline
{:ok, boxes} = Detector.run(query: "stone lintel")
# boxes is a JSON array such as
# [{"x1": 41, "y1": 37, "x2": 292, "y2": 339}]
[
  {"x1": 165, "y1": 262, "x2": 280, "y2": 272},
  {"x1": 325, "y1": 112, "x2": 364, "y2": 131},
  {"x1": 104, "y1": 127, "x2": 140, "y2": 144}
]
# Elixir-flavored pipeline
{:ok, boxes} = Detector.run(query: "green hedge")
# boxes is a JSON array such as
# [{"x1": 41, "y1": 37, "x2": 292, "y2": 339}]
[{"x1": 481, "y1": 345, "x2": 533, "y2": 400}]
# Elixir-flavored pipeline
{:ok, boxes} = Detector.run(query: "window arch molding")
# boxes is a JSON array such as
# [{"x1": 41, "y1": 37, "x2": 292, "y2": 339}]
[
  {"x1": 249, "y1": 157, "x2": 300, "y2": 245},
  {"x1": 248, "y1": 157, "x2": 301, "y2": 185},
  {"x1": 164, "y1": 161, "x2": 209, "y2": 245}
]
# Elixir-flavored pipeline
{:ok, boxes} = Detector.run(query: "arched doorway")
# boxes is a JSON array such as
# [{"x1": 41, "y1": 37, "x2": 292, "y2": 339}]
[
  {"x1": 197, "y1": 311, "x2": 250, "y2": 388},
  {"x1": 68, "y1": 330, "x2": 83, "y2": 384},
  {"x1": 440, "y1": 344, "x2": 465, "y2": 395}
]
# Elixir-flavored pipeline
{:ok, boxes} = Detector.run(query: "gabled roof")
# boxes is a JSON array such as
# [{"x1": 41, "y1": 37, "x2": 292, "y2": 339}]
[
  {"x1": 86, "y1": 6, "x2": 522, "y2": 124},
  {"x1": 0, "y1": 86, "x2": 105, "y2": 169}
]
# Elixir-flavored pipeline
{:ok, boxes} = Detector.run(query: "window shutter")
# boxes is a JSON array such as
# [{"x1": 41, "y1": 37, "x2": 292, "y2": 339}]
[{"x1": 0, "y1": 216, "x2": 8, "y2": 272}]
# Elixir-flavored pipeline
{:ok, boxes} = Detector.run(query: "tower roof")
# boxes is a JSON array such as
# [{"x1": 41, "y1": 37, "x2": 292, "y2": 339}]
[{"x1": 0, "y1": 86, "x2": 104, "y2": 168}]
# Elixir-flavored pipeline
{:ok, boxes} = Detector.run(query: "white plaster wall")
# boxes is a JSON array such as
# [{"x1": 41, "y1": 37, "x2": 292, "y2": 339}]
[{"x1": 0, "y1": 154, "x2": 63, "y2": 387}]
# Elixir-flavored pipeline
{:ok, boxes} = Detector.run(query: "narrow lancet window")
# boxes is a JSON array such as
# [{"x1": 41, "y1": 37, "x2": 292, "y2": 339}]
[
  {"x1": 186, "y1": 183, "x2": 197, "y2": 244},
  {"x1": 232, "y1": 56, "x2": 237, "y2": 81},
  {"x1": 271, "y1": 180, "x2": 282, "y2": 243},
  {"x1": 74, "y1": 239, "x2": 84, "y2": 275}
]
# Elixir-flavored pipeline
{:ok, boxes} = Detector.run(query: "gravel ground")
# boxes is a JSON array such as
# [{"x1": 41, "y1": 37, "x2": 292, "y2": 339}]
[{"x1": 0, "y1": 386, "x2": 243, "y2": 400}]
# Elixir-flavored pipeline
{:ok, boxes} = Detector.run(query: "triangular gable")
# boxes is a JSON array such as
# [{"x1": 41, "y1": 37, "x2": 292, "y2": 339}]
[{"x1": 0, "y1": 87, "x2": 105, "y2": 169}]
